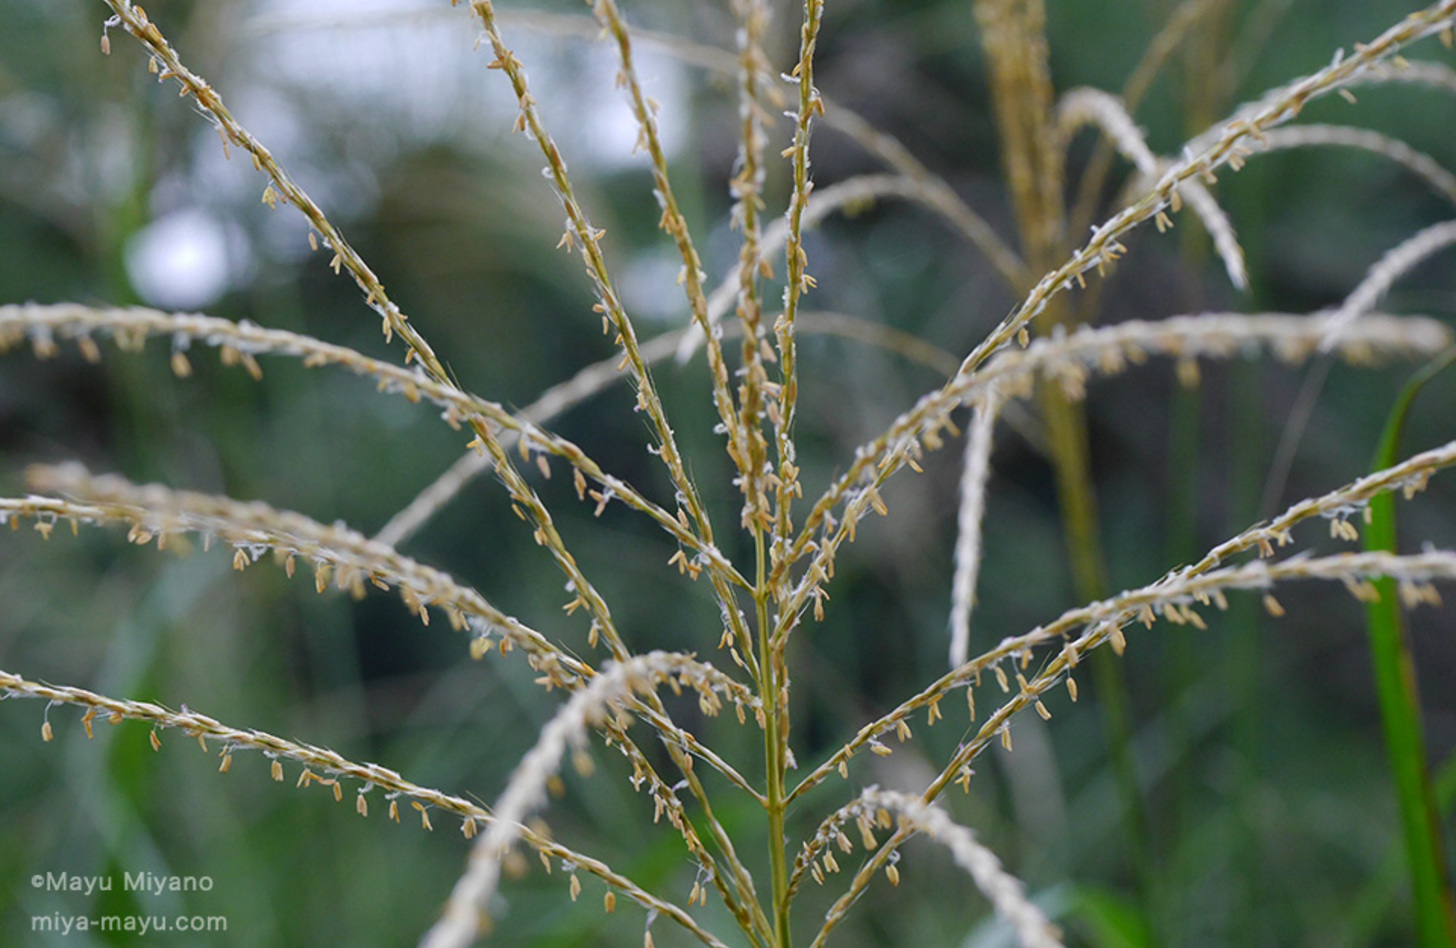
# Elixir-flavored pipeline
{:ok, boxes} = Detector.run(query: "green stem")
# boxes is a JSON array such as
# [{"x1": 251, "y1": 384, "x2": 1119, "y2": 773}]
[
  {"x1": 1042, "y1": 376, "x2": 1159, "y2": 934},
  {"x1": 1365, "y1": 349, "x2": 1456, "y2": 947},
  {"x1": 756, "y1": 527, "x2": 792, "y2": 948},
  {"x1": 1226, "y1": 360, "x2": 1267, "y2": 945},
  {"x1": 1040, "y1": 388, "x2": 1107, "y2": 599}
]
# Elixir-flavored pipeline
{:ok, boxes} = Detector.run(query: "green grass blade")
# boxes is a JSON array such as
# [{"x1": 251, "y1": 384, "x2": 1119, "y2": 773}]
[{"x1": 1364, "y1": 348, "x2": 1456, "y2": 947}]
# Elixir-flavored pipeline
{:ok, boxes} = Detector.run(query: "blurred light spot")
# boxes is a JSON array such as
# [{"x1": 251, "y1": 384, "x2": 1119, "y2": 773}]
[
  {"x1": 126, "y1": 210, "x2": 247, "y2": 310},
  {"x1": 620, "y1": 250, "x2": 687, "y2": 323}
]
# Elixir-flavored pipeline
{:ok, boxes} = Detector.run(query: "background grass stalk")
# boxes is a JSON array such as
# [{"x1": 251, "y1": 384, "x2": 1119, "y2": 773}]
[{"x1": 975, "y1": 0, "x2": 1155, "y2": 927}]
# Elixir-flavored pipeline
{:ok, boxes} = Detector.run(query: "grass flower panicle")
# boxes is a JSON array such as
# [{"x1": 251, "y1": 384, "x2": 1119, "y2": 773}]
[{"x1": 4, "y1": 1, "x2": 1456, "y2": 947}]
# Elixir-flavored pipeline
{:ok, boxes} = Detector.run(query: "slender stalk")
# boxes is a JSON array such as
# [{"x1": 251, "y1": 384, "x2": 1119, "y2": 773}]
[
  {"x1": 977, "y1": 0, "x2": 1147, "y2": 921},
  {"x1": 755, "y1": 526, "x2": 792, "y2": 948}
]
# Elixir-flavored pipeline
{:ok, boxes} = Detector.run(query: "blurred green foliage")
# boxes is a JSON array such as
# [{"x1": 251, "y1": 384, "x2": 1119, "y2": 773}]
[{"x1": 2, "y1": 1, "x2": 1454, "y2": 945}]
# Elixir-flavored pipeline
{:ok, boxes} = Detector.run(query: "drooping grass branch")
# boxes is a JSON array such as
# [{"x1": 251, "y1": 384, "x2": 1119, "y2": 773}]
[
  {"x1": 1321, "y1": 220, "x2": 1456, "y2": 348},
  {"x1": 948, "y1": 384, "x2": 1003, "y2": 669},
  {"x1": 795, "y1": 788, "x2": 1064, "y2": 948},
  {"x1": 0, "y1": 302, "x2": 745, "y2": 588},
  {"x1": 1069, "y1": 0, "x2": 1226, "y2": 236},
  {"x1": 5, "y1": 481, "x2": 770, "y2": 939},
  {"x1": 93, "y1": 0, "x2": 672, "y2": 714},
  {"x1": 1058, "y1": 86, "x2": 1248, "y2": 289},
  {"x1": 420, "y1": 651, "x2": 759, "y2": 948},
  {"x1": 804, "y1": 550, "x2": 1456, "y2": 948},
  {"x1": 775, "y1": 0, "x2": 1456, "y2": 596},
  {"x1": 0, "y1": 667, "x2": 732, "y2": 948},
  {"x1": 14, "y1": 466, "x2": 577, "y2": 674},
  {"x1": 1254, "y1": 125, "x2": 1456, "y2": 206},
  {"x1": 772, "y1": 311, "x2": 1451, "y2": 654},
  {"x1": 789, "y1": 436, "x2": 1456, "y2": 806},
  {"x1": 6, "y1": 468, "x2": 763, "y2": 802}
]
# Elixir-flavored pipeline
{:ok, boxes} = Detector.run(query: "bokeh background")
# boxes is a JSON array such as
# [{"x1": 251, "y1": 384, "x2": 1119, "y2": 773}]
[{"x1": 2, "y1": 0, "x2": 1455, "y2": 945}]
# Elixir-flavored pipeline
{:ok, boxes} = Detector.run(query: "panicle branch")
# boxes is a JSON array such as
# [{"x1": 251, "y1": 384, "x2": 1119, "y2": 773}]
[
  {"x1": 18, "y1": 469, "x2": 729, "y2": 775},
  {"x1": 0, "y1": 667, "x2": 731, "y2": 948},
  {"x1": 790, "y1": 438, "x2": 1456, "y2": 804},
  {"x1": 788, "y1": 0, "x2": 1456, "y2": 581},
  {"x1": 1360, "y1": 57, "x2": 1456, "y2": 94},
  {"x1": 796, "y1": 788, "x2": 1064, "y2": 948},
  {"x1": 12, "y1": 468, "x2": 765, "y2": 785},
  {"x1": 920, "y1": 551, "x2": 1456, "y2": 808},
  {"x1": 589, "y1": 0, "x2": 748, "y2": 497},
  {"x1": 460, "y1": 0, "x2": 721, "y2": 565},
  {"x1": 1069, "y1": 0, "x2": 1224, "y2": 235},
  {"x1": 805, "y1": 108, "x2": 1027, "y2": 290},
  {"x1": 802, "y1": 547, "x2": 1456, "y2": 945},
  {"x1": 0, "y1": 303, "x2": 742, "y2": 586},
  {"x1": 948, "y1": 385, "x2": 1003, "y2": 669},
  {"x1": 1321, "y1": 219, "x2": 1456, "y2": 349},
  {"x1": 1057, "y1": 86, "x2": 1247, "y2": 289},
  {"x1": 420, "y1": 651, "x2": 759, "y2": 948},
  {"x1": 767, "y1": 0, "x2": 825, "y2": 544},
  {"x1": 721, "y1": 0, "x2": 776, "y2": 538},
  {"x1": 774, "y1": 312, "x2": 1450, "y2": 652},
  {"x1": 96, "y1": 0, "x2": 446, "y2": 380},
  {"x1": 16, "y1": 464, "x2": 582, "y2": 673},
  {"x1": 1253, "y1": 125, "x2": 1456, "y2": 206}
]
